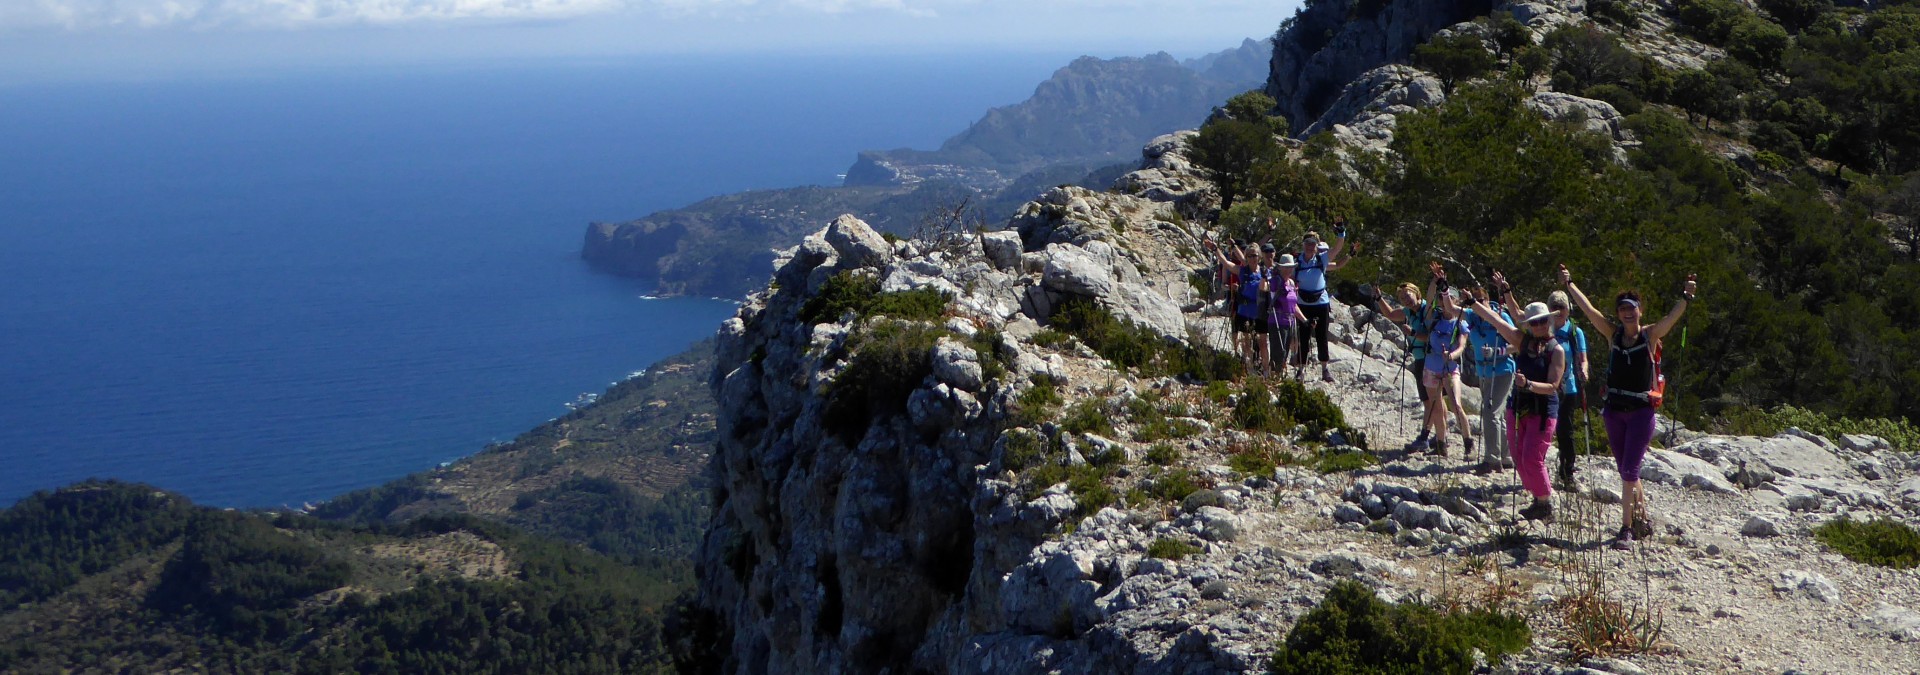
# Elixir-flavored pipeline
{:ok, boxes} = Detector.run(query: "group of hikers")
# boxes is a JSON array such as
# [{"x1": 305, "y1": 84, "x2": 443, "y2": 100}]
[
  {"x1": 1202, "y1": 218, "x2": 1350, "y2": 384},
  {"x1": 1205, "y1": 222, "x2": 1697, "y2": 551}
]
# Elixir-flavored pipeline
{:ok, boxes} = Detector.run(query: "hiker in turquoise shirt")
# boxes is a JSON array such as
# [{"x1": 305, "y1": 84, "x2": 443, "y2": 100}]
[{"x1": 1464, "y1": 284, "x2": 1518, "y2": 475}]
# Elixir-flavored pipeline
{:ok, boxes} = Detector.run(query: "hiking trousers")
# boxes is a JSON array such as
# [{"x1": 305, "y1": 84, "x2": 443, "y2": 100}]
[
  {"x1": 1508, "y1": 412, "x2": 1556, "y2": 500},
  {"x1": 1269, "y1": 323, "x2": 1297, "y2": 373},
  {"x1": 1300, "y1": 304, "x2": 1332, "y2": 364},
  {"x1": 1478, "y1": 372, "x2": 1514, "y2": 465}
]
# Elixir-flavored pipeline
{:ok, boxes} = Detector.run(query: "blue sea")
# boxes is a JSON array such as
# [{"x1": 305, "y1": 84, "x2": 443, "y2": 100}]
[{"x1": 0, "y1": 53, "x2": 1074, "y2": 508}]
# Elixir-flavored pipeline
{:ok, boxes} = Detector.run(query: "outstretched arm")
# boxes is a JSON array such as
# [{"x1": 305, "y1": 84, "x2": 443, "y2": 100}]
[
  {"x1": 1559, "y1": 265, "x2": 1616, "y2": 339},
  {"x1": 1648, "y1": 275, "x2": 1698, "y2": 342},
  {"x1": 1468, "y1": 298, "x2": 1524, "y2": 345}
]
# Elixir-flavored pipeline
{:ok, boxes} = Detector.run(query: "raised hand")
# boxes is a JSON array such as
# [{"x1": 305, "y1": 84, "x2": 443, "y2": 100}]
[
  {"x1": 1557, "y1": 264, "x2": 1572, "y2": 286},
  {"x1": 1683, "y1": 274, "x2": 1698, "y2": 298}
]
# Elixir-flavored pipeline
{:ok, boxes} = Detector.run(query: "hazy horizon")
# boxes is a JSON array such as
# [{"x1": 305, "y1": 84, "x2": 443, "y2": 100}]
[{"x1": 2, "y1": 1, "x2": 1299, "y2": 85}]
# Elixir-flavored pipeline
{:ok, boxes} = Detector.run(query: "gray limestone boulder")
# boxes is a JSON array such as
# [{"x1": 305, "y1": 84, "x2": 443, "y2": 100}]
[
  {"x1": 932, "y1": 338, "x2": 985, "y2": 392},
  {"x1": 981, "y1": 231, "x2": 1024, "y2": 270},
  {"x1": 1867, "y1": 603, "x2": 1920, "y2": 642},
  {"x1": 1774, "y1": 570, "x2": 1842, "y2": 603},
  {"x1": 1041, "y1": 246, "x2": 1116, "y2": 298},
  {"x1": 825, "y1": 214, "x2": 892, "y2": 269}
]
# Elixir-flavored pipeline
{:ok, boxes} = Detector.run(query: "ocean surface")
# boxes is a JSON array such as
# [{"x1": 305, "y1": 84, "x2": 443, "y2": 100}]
[{"x1": 0, "y1": 53, "x2": 1075, "y2": 508}]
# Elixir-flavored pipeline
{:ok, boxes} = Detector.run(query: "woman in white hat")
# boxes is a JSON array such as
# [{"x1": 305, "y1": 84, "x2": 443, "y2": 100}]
[
  {"x1": 1265, "y1": 251, "x2": 1306, "y2": 380},
  {"x1": 1466, "y1": 296, "x2": 1567, "y2": 522}
]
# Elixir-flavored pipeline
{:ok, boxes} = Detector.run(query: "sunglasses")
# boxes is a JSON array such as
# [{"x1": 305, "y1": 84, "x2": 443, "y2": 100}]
[{"x1": 1528, "y1": 318, "x2": 1551, "y2": 326}]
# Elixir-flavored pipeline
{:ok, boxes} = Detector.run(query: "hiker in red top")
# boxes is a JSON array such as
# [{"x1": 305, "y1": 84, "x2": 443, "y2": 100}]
[{"x1": 1560, "y1": 265, "x2": 1697, "y2": 550}]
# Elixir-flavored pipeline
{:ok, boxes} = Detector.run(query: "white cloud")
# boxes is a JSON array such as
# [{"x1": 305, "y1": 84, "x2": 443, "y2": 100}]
[{"x1": 1, "y1": 0, "x2": 1268, "y2": 30}]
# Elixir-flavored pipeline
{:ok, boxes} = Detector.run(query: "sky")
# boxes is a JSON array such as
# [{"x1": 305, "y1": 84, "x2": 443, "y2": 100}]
[{"x1": 0, "y1": 0, "x2": 1299, "y2": 83}]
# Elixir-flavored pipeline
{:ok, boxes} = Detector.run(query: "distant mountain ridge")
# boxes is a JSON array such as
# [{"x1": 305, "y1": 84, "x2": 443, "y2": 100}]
[
  {"x1": 846, "y1": 39, "x2": 1272, "y2": 189},
  {"x1": 583, "y1": 39, "x2": 1271, "y2": 298}
]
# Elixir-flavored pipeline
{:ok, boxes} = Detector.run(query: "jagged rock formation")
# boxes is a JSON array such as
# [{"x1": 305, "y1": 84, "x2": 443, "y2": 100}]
[{"x1": 1265, "y1": 0, "x2": 1500, "y2": 134}]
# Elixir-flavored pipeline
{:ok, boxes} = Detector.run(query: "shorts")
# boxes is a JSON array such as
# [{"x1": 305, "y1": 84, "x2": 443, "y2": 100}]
[
  {"x1": 1233, "y1": 315, "x2": 1266, "y2": 334},
  {"x1": 1422, "y1": 368, "x2": 1457, "y2": 390}
]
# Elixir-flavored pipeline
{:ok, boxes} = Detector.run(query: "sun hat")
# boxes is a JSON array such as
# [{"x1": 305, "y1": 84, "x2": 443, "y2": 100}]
[
  {"x1": 1276, "y1": 254, "x2": 1297, "y2": 267},
  {"x1": 1522, "y1": 302, "x2": 1553, "y2": 324}
]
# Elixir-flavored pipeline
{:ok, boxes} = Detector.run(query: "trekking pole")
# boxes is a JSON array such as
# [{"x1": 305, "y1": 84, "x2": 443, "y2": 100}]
[{"x1": 1582, "y1": 395, "x2": 1593, "y2": 461}]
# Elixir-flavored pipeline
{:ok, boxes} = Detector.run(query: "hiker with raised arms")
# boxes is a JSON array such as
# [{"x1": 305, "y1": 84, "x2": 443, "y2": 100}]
[
  {"x1": 1560, "y1": 265, "x2": 1697, "y2": 549},
  {"x1": 1204, "y1": 238, "x2": 1251, "y2": 368},
  {"x1": 1466, "y1": 294, "x2": 1566, "y2": 521},
  {"x1": 1375, "y1": 276, "x2": 1440, "y2": 451},
  {"x1": 1464, "y1": 275, "x2": 1519, "y2": 476},
  {"x1": 1294, "y1": 219, "x2": 1350, "y2": 383},
  {"x1": 1421, "y1": 267, "x2": 1474, "y2": 458}
]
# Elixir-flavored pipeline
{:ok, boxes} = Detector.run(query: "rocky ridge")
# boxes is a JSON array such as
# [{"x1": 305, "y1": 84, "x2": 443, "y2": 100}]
[{"x1": 688, "y1": 131, "x2": 1920, "y2": 673}]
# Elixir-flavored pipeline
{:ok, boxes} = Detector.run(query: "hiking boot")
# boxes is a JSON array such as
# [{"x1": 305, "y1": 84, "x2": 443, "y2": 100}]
[
  {"x1": 1555, "y1": 466, "x2": 1575, "y2": 487},
  {"x1": 1473, "y1": 461, "x2": 1498, "y2": 476},
  {"x1": 1610, "y1": 527, "x2": 1635, "y2": 551},
  {"x1": 1321, "y1": 366, "x2": 1334, "y2": 383},
  {"x1": 1428, "y1": 440, "x2": 1449, "y2": 457},
  {"x1": 1519, "y1": 501, "x2": 1554, "y2": 523},
  {"x1": 1463, "y1": 437, "x2": 1476, "y2": 458},
  {"x1": 1631, "y1": 516, "x2": 1655, "y2": 539}
]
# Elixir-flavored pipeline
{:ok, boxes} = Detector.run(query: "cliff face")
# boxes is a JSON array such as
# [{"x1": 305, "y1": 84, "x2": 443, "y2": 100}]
[{"x1": 1264, "y1": 0, "x2": 1496, "y2": 134}]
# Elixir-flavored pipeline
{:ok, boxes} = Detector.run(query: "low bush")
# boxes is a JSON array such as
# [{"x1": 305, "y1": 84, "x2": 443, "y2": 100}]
[
  {"x1": 1142, "y1": 468, "x2": 1202, "y2": 503},
  {"x1": 1032, "y1": 329, "x2": 1072, "y2": 349},
  {"x1": 1814, "y1": 518, "x2": 1920, "y2": 569},
  {"x1": 1050, "y1": 298, "x2": 1242, "y2": 381},
  {"x1": 824, "y1": 322, "x2": 942, "y2": 443},
  {"x1": 799, "y1": 271, "x2": 950, "y2": 325},
  {"x1": 1011, "y1": 376, "x2": 1064, "y2": 428},
  {"x1": 1716, "y1": 404, "x2": 1920, "y2": 453},
  {"x1": 1145, "y1": 443, "x2": 1180, "y2": 466},
  {"x1": 1061, "y1": 398, "x2": 1115, "y2": 437},
  {"x1": 1000, "y1": 430, "x2": 1048, "y2": 472},
  {"x1": 1268, "y1": 581, "x2": 1530, "y2": 674},
  {"x1": 1228, "y1": 449, "x2": 1279, "y2": 478},
  {"x1": 1146, "y1": 538, "x2": 1202, "y2": 560},
  {"x1": 1315, "y1": 449, "x2": 1379, "y2": 474}
]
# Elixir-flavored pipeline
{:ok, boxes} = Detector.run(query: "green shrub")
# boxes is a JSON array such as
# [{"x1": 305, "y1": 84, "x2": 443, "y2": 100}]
[
  {"x1": 1012, "y1": 376, "x2": 1064, "y2": 428},
  {"x1": 1144, "y1": 468, "x2": 1201, "y2": 503},
  {"x1": 1145, "y1": 443, "x2": 1180, "y2": 466},
  {"x1": 1814, "y1": 518, "x2": 1920, "y2": 569},
  {"x1": 1204, "y1": 380, "x2": 1234, "y2": 404},
  {"x1": 1001, "y1": 430, "x2": 1048, "y2": 472},
  {"x1": 1589, "y1": 0, "x2": 1642, "y2": 28},
  {"x1": 1061, "y1": 399, "x2": 1115, "y2": 437},
  {"x1": 1068, "y1": 471, "x2": 1117, "y2": 515},
  {"x1": 824, "y1": 322, "x2": 942, "y2": 443},
  {"x1": 1268, "y1": 581, "x2": 1531, "y2": 674},
  {"x1": 1032, "y1": 329, "x2": 1072, "y2": 349},
  {"x1": 1582, "y1": 84, "x2": 1644, "y2": 116},
  {"x1": 970, "y1": 327, "x2": 1012, "y2": 385},
  {"x1": 1315, "y1": 449, "x2": 1380, "y2": 474},
  {"x1": 1233, "y1": 381, "x2": 1286, "y2": 434},
  {"x1": 1147, "y1": 538, "x2": 1202, "y2": 560},
  {"x1": 799, "y1": 271, "x2": 950, "y2": 325},
  {"x1": 1050, "y1": 298, "x2": 1243, "y2": 381},
  {"x1": 1228, "y1": 449, "x2": 1279, "y2": 478},
  {"x1": 1718, "y1": 404, "x2": 1920, "y2": 453}
]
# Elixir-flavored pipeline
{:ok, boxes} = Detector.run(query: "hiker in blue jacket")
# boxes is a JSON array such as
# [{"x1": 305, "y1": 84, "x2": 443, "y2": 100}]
[{"x1": 1294, "y1": 220, "x2": 1350, "y2": 383}]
